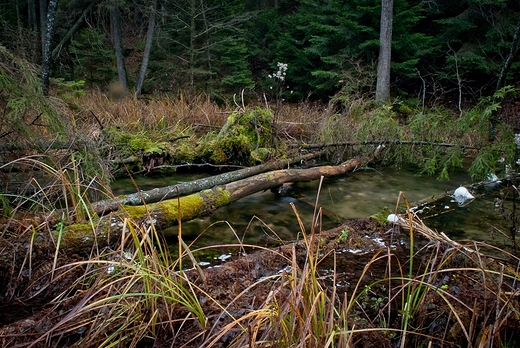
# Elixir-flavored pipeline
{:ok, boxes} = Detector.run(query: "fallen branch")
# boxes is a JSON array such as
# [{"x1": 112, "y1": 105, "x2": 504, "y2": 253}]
[
  {"x1": 295, "y1": 140, "x2": 479, "y2": 150},
  {"x1": 42, "y1": 157, "x2": 364, "y2": 255},
  {"x1": 92, "y1": 152, "x2": 324, "y2": 215}
]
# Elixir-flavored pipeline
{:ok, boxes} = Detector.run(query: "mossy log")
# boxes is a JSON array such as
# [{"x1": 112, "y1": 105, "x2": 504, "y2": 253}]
[
  {"x1": 92, "y1": 152, "x2": 323, "y2": 215},
  {"x1": 61, "y1": 157, "x2": 364, "y2": 248},
  {"x1": 0, "y1": 157, "x2": 364, "y2": 295}
]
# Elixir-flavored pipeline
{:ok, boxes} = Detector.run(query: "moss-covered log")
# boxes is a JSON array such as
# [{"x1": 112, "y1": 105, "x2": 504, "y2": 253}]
[
  {"x1": 92, "y1": 152, "x2": 323, "y2": 215},
  {"x1": 0, "y1": 157, "x2": 364, "y2": 292},
  {"x1": 117, "y1": 158, "x2": 362, "y2": 231},
  {"x1": 52, "y1": 157, "x2": 364, "y2": 253}
]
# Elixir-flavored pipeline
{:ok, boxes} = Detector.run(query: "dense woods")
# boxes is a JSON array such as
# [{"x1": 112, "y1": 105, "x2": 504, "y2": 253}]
[{"x1": 1, "y1": 0, "x2": 519, "y2": 104}]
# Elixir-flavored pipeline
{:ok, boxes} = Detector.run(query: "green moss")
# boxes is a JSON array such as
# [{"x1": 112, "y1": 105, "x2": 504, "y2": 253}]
[
  {"x1": 200, "y1": 132, "x2": 252, "y2": 165},
  {"x1": 201, "y1": 187, "x2": 230, "y2": 207},
  {"x1": 209, "y1": 145, "x2": 228, "y2": 164},
  {"x1": 159, "y1": 193, "x2": 205, "y2": 222},
  {"x1": 251, "y1": 147, "x2": 274, "y2": 162},
  {"x1": 122, "y1": 188, "x2": 230, "y2": 224},
  {"x1": 127, "y1": 135, "x2": 170, "y2": 154},
  {"x1": 174, "y1": 141, "x2": 197, "y2": 163},
  {"x1": 238, "y1": 108, "x2": 274, "y2": 148},
  {"x1": 123, "y1": 193, "x2": 205, "y2": 224},
  {"x1": 57, "y1": 217, "x2": 109, "y2": 248},
  {"x1": 369, "y1": 206, "x2": 393, "y2": 223}
]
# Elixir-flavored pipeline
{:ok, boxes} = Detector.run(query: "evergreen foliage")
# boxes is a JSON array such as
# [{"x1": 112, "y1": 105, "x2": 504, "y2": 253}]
[
  {"x1": 1, "y1": 0, "x2": 518, "y2": 103},
  {"x1": 69, "y1": 28, "x2": 115, "y2": 85},
  {"x1": 0, "y1": 0, "x2": 520, "y2": 184}
]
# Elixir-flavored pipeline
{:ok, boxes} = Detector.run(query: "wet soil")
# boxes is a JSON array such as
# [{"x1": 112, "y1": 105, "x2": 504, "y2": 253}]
[{"x1": 0, "y1": 217, "x2": 519, "y2": 347}]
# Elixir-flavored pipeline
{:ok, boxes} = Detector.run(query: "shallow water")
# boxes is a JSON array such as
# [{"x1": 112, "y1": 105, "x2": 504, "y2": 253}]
[{"x1": 112, "y1": 165, "x2": 518, "y2": 251}]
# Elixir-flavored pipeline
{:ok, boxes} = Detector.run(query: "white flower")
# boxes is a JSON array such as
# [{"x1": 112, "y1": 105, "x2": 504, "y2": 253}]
[{"x1": 269, "y1": 62, "x2": 288, "y2": 82}]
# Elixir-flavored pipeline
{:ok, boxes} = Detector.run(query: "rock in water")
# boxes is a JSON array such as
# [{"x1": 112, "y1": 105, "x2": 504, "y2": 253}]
[
  {"x1": 387, "y1": 214, "x2": 399, "y2": 223},
  {"x1": 453, "y1": 186, "x2": 474, "y2": 205}
]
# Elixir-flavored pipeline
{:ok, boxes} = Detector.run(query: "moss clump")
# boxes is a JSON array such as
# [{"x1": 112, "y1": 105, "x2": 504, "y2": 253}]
[
  {"x1": 122, "y1": 187, "x2": 230, "y2": 224},
  {"x1": 199, "y1": 132, "x2": 252, "y2": 165},
  {"x1": 201, "y1": 187, "x2": 230, "y2": 208},
  {"x1": 123, "y1": 193, "x2": 205, "y2": 224},
  {"x1": 237, "y1": 108, "x2": 274, "y2": 148},
  {"x1": 128, "y1": 136, "x2": 169, "y2": 154},
  {"x1": 57, "y1": 217, "x2": 109, "y2": 250},
  {"x1": 251, "y1": 147, "x2": 274, "y2": 163},
  {"x1": 173, "y1": 141, "x2": 197, "y2": 163},
  {"x1": 104, "y1": 126, "x2": 186, "y2": 158},
  {"x1": 201, "y1": 108, "x2": 276, "y2": 166}
]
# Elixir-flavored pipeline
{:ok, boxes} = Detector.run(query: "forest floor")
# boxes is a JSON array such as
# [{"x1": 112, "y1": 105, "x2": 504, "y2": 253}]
[{"x1": 0, "y1": 210, "x2": 519, "y2": 347}]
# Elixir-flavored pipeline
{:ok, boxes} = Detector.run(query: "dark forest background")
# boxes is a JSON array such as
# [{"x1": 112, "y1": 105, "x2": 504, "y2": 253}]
[{"x1": 1, "y1": 0, "x2": 520, "y2": 107}]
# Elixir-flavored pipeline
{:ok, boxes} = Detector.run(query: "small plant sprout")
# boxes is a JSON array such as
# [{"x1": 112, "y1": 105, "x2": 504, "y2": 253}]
[{"x1": 339, "y1": 227, "x2": 349, "y2": 242}]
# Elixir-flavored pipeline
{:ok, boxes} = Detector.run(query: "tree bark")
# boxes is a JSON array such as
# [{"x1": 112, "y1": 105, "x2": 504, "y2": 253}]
[
  {"x1": 375, "y1": 0, "x2": 394, "y2": 103},
  {"x1": 496, "y1": 18, "x2": 520, "y2": 91},
  {"x1": 189, "y1": 0, "x2": 196, "y2": 87},
  {"x1": 135, "y1": 0, "x2": 157, "y2": 97},
  {"x1": 51, "y1": 0, "x2": 99, "y2": 60},
  {"x1": 72, "y1": 158, "x2": 364, "y2": 243},
  {"x1": 92, "y1": 152, "x2": 323, "y2": 215},
  {"x1": 39, "y1": 0, "x2": 47, "y2": 57},
  {"x1": 28, "y1": 0, "x2": 37, "y2": 32},
  {"x1": 41, "y1": 0, "x2": 59, "y2": 96},
  {"x1": 110, "y1": 4, "x2": 128, "y2": 91}
]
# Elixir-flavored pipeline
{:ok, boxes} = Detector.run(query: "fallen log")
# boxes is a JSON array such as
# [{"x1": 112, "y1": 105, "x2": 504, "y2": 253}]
[
  {"x1": 92, "y1": 152, "x2": 323, "y2": 215},
  {"x1": 0, "y1": 157, "x2": 364, "y2": 304},
  {"x1": 295, "y1": 140, "x2": 479, "y2": 150},
  {"x1": 48, "y1": 157, "x2": 364, "y2": 255}
]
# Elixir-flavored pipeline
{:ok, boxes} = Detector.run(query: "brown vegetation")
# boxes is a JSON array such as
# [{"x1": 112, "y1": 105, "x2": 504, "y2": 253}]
[{"x1": 1, "y1": 85, "x2": 520, "y2": 347}]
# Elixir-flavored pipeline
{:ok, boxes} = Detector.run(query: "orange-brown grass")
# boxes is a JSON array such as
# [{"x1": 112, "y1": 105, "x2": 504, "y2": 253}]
[
  {"x1": 68, "y1": 88, "x2": 344, "y2": 144},
  {"x1": 70, "y1": 89, "x2": 229, "y2": 131},
  {"x1": 2, "y1": 175, "x2": 520, "y2": 347}
]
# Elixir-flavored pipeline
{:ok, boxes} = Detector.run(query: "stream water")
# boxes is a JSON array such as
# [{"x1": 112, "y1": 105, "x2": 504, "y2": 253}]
[{"x1": 111, "y1": 165, "x2": 517, "y2": 254}]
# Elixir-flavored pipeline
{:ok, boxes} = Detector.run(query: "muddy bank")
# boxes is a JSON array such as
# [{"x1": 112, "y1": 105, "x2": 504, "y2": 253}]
[{"x1": 0, "y1": 216, "x2": 519, "y2": 347}]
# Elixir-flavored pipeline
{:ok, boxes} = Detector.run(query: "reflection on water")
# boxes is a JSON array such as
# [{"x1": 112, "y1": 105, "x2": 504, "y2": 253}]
[{"x1": 112, "y1": 166, "x2": 517, "y2": 250}]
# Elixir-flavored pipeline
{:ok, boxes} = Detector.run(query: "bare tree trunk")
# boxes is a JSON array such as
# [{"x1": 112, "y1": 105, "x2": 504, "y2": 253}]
[
  {"x1": 135, "y1": 0, "x2": 157, "y2": 97},
  {"x1": 28, "y1": 0, "x2": 37, "y2": 31},
  {"x1": 51, "y1": 0, "x2": 98, "y2": 60},
  {"x1": 200, "y1": 0, "x2": 212, "y2": 93},
  {"x1": 375, "y1": 0, "x2": 394, "y2": 103},
  {"x1": 41, "y1": 0, "x2": 59, "y2": 96},
  {"x1": 189, "y1": 0, "x2": 196, "y2": 87},
  {"x1": 39, "y1": 0, "x2": 47, "y2": 57},
  {"x1": 110, "y1": 5, "x2": 128, "y2": 91},
  {"x1": 496, "y1": 18, "x2": 520, "y2": 91},
  {"x1": 28, "y1": 0, "x2": 38, "y2": 62}
]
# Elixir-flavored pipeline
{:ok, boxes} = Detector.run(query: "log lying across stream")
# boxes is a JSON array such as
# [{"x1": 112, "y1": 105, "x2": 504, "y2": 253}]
[
  {"x1": 58, "y1": 157, "x2": 364, "y2": 252},
  {"x1": 92, "y1": 152, "x2": 324, "y2": 215}
]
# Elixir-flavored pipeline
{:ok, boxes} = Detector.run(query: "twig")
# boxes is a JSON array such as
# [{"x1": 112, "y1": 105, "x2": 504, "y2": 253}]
[
  {"x1": 28, "y1": 113, "x2": 47, "y2": 127},
  {"x1": 90, "y1": 110, "x2": 104, "y2": 130}
]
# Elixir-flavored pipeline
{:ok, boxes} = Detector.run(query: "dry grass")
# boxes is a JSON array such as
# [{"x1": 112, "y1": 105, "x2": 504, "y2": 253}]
[
  {"x1": 2, "y1": 91, "x2": 520, "y2": 346},
  {"x1": 2, "y1": 168, "x2": 518, "y2": 347},
  {"x1": 68, "y1": 89, "x2": 340, "y2": 143}
]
